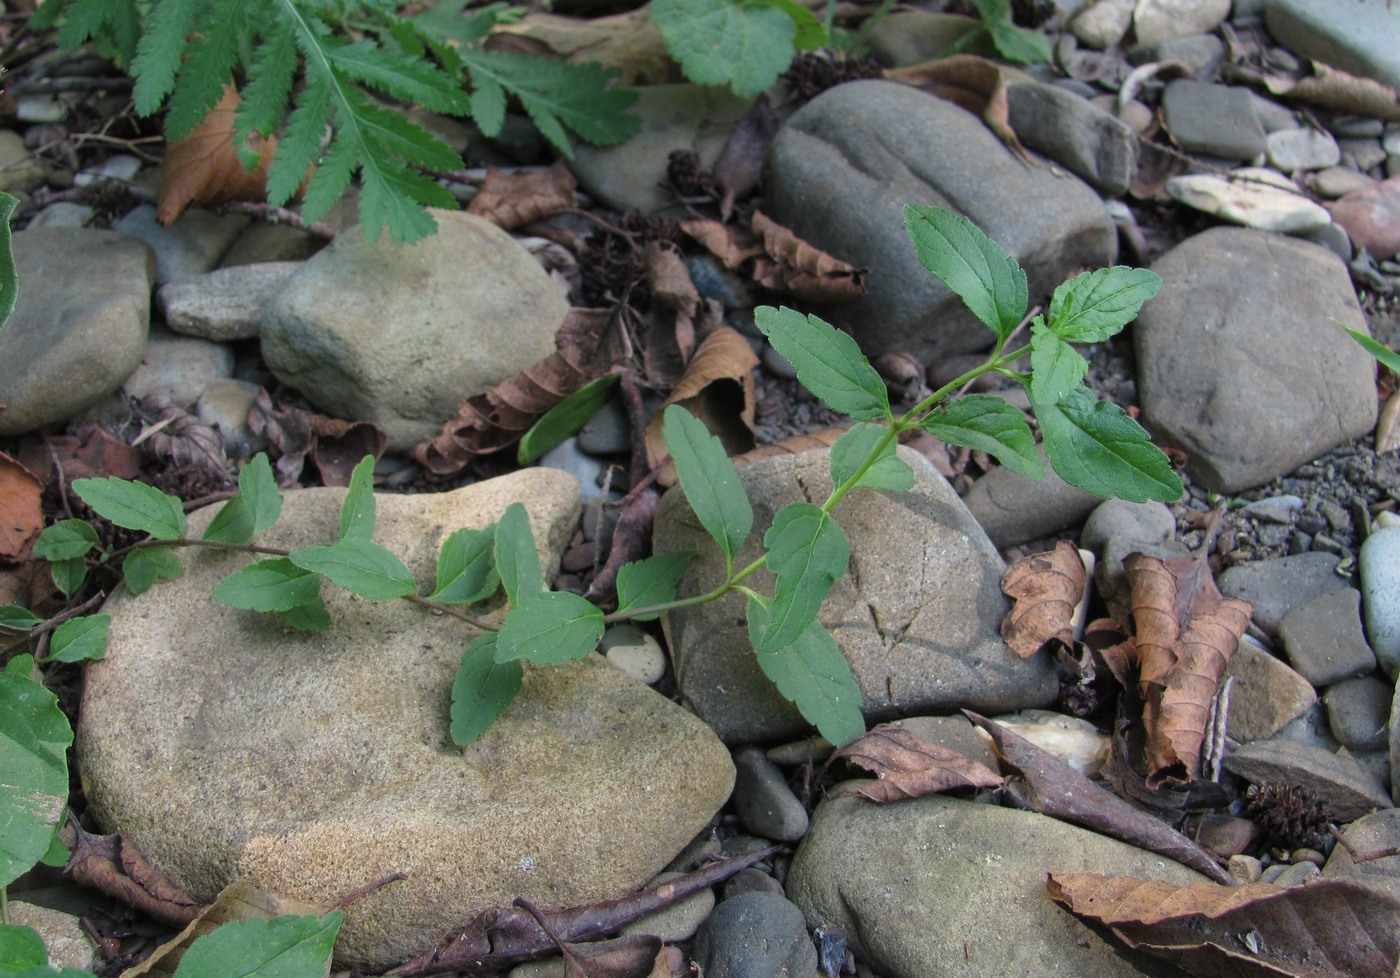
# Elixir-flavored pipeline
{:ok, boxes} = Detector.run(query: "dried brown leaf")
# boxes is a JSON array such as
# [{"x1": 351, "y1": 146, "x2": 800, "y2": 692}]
[
  {"x1": 137, "y1": 394, "x2": 230, "y2": 493},
  {"x1": 644, "y1": 240, "x2": 703, "y2": 376},
  {"x1": 750, "y1": 211, "x2": 868, "y2": 303},
  {"x1": 490, "y1": 7, "x2": 676, "y2": 86},
  {"x1": 1249, "y1": 60, "x2": 1400, "y2": 122},
  {"x1": 0, "y1": 451, "x2": 44, "y2": 562},
  {"x1": 65, "y1": 823, "x2": 201, "y2": 929},
  {"x1": 1377, "y1": 389, "x2": 1400, "y2": 454},
  {"x1": 17, "y1": 429, "x2": 143, "y2": 487},
  {"x1": 678, "y1": 218, "x2": 766, "y2": 269},
  {"x1": 467, "y1": 161, "x2": 578, "y2": 231},
  {"x1": 1124, "y1": 551, "x2": 1253, "y2": 786},
  {"x1": 885, "y1": 55, "x2": 1034, "y2": 164},
  {"x1": 308, "y1": 414, "x2": 388, "y2": 487},
  {"x1": 1047, "y1": 873, "x2": 1400, "y2": 978},
  {"x1": 714, "y1": 94, "x2": 779, "y2": 221},
  {"x1": 832, "y1": 722, "x2": 1003, "y2": 801},
  {"x1": 248, "y1": 388, "x2": 314, "y2": 486},
  {"x1": 156, "y1": 86, "x2": 281, "y2": 227},
  {"x1": 999, "y1": 541, "x2": 1087, "y2": 658},
  {"x1": 732, "y1": 425, "x2": 850, "y2": 467}
]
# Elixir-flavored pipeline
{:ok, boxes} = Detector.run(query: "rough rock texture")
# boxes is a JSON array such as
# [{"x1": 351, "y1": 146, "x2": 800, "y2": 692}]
[
  {"x1": 0, "y1": 228, "x2": 154, "y2": 436},
  {"x1": 787, "y1": 792, "x2": 1204, "y2": 978},
  {"x1": 765, "y1": 80, "x2": 1116, "y2": 362},
  {"x1": 158, "y1": 261, "x2": 302, "y2": 341},
  {"x1": 1264, "y1": 0, "x2": 1400, "y2": 93},
  {"x1": 78, "y1": 469, "x2": 735, "y2": 971},
  {"x1": 260, "y1": 210, "x2": 568, "y2": 452},
  {"x1": 655, "y1": 447, "x2": 1058, "y2": 745},
  {"x1": 1135, "y1": 228, "x2": 1377, "y2": 493},
  {"x1": 1006, "y1": 81, "x2": 1138, "y2": 196}
]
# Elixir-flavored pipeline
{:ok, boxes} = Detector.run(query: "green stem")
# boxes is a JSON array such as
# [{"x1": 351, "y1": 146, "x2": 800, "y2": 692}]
[
  {"x1": 404, "y1": 594, "x2": 499, "y2": 631},
  {"x1": 601, "y1": 579, "x2": 737, "y2": 624}
]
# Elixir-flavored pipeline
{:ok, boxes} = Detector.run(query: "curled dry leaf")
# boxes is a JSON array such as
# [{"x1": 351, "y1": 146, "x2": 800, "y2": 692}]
[
  {"x1": 713, "y1": 94, "x2": 779, "y2": 222},
  {"x1": 643, "y1": 239, "x2": 705, "y2": 383},
  {"x1": 1377, "y1": 390, "x2": 1400, "y2": 454},
  {"x1": 1047, "y1": 873, "x2": 1400, "y2": 978},
  {"x1": 832, "y1": 722, "x2": 1003, "y2": 801},
  {"x1": 467, "y1": 161, "x2": 578, "y2": 231},
  {"x1": 1237, "y1": 59, "x2": 1400, "y2": 122},
  {"x1": 16, "y1": 429, "x2": 143, "y2": 488},
  {"x1": 157, "y1": 86, "x2": 281, "y2": 227},
  {"x1": 248, "y1": 388, "x2": 314, "y2": 486},
  {"x1": 885, "y1": 55, "x2": 1034, "y2": 164},
  {"x1": 413, "y1": 308, "x2": 630, "y2": 478},
  {"x1": 1000, "y1": 540, "x2": 1088, "y2": 658},
  {"x1": 65, "y1": 823, "x2": 202, "y2": 929},
  {"x1": 308, "y1": 414, "x2": 388, "y2": 488},
  {"x1": 137, "y1": 394, "x2": 230, "y2": 494},
  {"x1": 0, "y1": 451, "x2": 44, "y2": 562},
  {"x1": 680, "y1": 212, "x2": 867, "y2": 303},
  {"x1": 1124, "y1": 550, "x2": 1253, "y2": 787},
  {"x1": 490, "y1": 7, "x2": 677, "y2": 86}
]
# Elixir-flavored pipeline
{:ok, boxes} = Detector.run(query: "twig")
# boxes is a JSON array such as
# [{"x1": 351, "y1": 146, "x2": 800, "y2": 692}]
[
  {"x1": 214, "y1": 201, "x2": 337, "y2": 240},
  {"x1": 1329, "y1": 824, "x2": 1400, "y2": 863},
  {"x1": 329, "y1": 872, "x2": 408, "y2": 912},
  {"x1": 516, "y1": 897, "x2": 591, "y2": 978}
]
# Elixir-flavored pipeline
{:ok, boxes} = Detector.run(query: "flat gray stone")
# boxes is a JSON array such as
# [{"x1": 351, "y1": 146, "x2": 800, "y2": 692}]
[
  {"x1": 656, "y1": 447, "x2": 1058, "y2": 745},
  {"x1": 1135, "y1": 228, "x2": 1378, "y2": 493},
  {"x1": 1133, "y1": 0, "x2": 1230, "y2": 45},
  {"x1": 0, "y1": 128, "x2": 47, "y2": 193},
  {"x1": 692, "y1": 892, "x2": 817, "y2": 978},
  {"x1": 1323, "y1": 675, "x2": 1391, "y2": 751},
  {"x1": 1224, "y1": 639, "x2": 1317, "y2": 743},
  {"x1": 261, "y1": 210, "x2": 569, "y2": 452},
  {"x1": 1362, "y1": 527, "x2": 1400, "y2": 677},
  {"x1": 158, "y1": 261, "x2": 302, "y2": 341},
  {"x1": 114, "y1": 204, "x2": 250, "y2": 285},
  {"x1": 1278, "y1": 588, "x2": 1377, "y2": 686},
  {"x1": 1223, "y1": 738, "x2": 1391, "y2": 822},
  {"x1": 0, "y1": 228, "x2": 155, "y2": 436},
  {"x1": 1219, "y1": 552, "x2": 1350, "y2": 635},
  {"x1": 1006, "y1": 81, "x2": 1138, "y2": 196},
  {"x1": 1265, "y1": 0, "x2": 1400, "y2": 92},
  {"x1": 733, "y1": 747, "x2": 808, "y2": 842},
  {"x1": 1161, "y1": 81, "x2": 1266, "y2": 160},
  {"x1": 1324, "y1": 808, "x2": 1400, "y2": 899},
  {"x1": 78, "y1": 469, "x2": 735, "y2": 971},
  {"x1": 787, "y1": 792, "x2": 1204, "y2": 978},
  {"x1": 122, "y1": 322, "x2": 235, "y2": 409},
  {"x1": 962, "y1": 453, "x2": 1101, "y2": 549},
  {"x1": 765, "y1": 80, "x2": 1116, "y2": 362}
]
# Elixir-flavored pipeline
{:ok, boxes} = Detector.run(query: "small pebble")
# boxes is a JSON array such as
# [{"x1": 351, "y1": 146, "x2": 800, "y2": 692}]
[
  {"x1": 600, "y1": 624, "x2": 666, "y2": 685},
  {"x1": 1291, "y1": 848, "x2": 1325, "y2": 867},
  {"x1": 1228, "y1": 854, "x2": 1262, "y2": 883},
  {"x1": 733, "y1": 747, "x2": 809, "y2": 842}
]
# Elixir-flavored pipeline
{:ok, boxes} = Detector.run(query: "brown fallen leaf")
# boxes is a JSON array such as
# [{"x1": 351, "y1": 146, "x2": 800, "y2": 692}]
[
  {"x1": 679, "y1": 212, "x2": 867, "y2": 303},
  {"x1": 490, "y1": 7, "x2": 677, "y2": 86},
  {"x1": 467, "y1": 161, "x2": 578, "y2": 231},
  {"x1": 999, "y1": 541, "x2": 1087, "y2": 658},
  {"x1": 308, "y1": 414, "x2": 388, "y2": 487},
  {"x1": 831, "y1": 721, "x2": 1004, "y2": 801},
  {"x1": 1047, "y1": 873, "x2": 1400, "y2": 978},
  {"x1": 65, "y1": 823, "x2": 202, "y2": 929},
  {"x1": 642, "y1": 240, "x2": 707, "y2": 385},
  {"x1": 248, "y1": 388, "x2": 314, "y2": 486},
  {"x1": 714, "y1": 94, "x2": 779, "y2": 222},
  {"x1": 1230, "y1": 59, "x2": 1400, "y2": 122},
  {"x1": 732, "y1": 425, "x2": 850, "y2": 467},
  {"x1": 964, "y1": 711, "x2": 1234, "y2": 885},
  {"x1": 679, "y1": 218, "x2": 766, "y2": 269},
  {"x1": 16, "y1": 429, "x2": 142, "y2": 487},
  {"x1": 885, "y1": 55, "x2": 1034, "y2": 164},
  {"x1": 1124, "y1": 550, "x2": 1253, "y2": 787},
  {"x1": 136, "y1": 394, "x2": 231, "y2": 496},
  {"x1": 0, "y1": 451, "x2": 44, "y2": 562},
  {"x1": 1377, "y1": 389, "x2": 1400, "y2": 454},
  {"x1": 156, "y1": 86, "x2": 282, "y2": 227}
]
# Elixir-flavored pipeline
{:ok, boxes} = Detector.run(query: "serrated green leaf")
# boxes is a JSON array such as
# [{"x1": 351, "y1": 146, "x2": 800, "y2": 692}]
[
  {"x1": 662, "y1": 406, "x2": 752, "y2": 568},
  {"x1": 240, "y1": 453, "x2": 283, "y2": 533},
  {"x1": 921, "y1": 394, "x2": 1043, "y2": 480},
  {"x1": 290, "y1": 540, "x2": 416, "y2": 601},
  {"x1": 0, "y1": 606, "x2": 41, "y2": 630},
  {"x1": 1342, "y1": 325, "x2": 1400, "y2": 374},
  {"x1": 73, "y1": 477, "x2": 187, "y2": 540},
  {"x1": 236, "y1": 30, "x2": 300, "y2": 137},
  {"x1": 0, "y1": 672, "x2": 72, "y2": 888},
  {"x1": 339, "y1": 455, "x2": 377, "y2": 543},
  {"x1": 171, "y1": 912, "x2": 342, "y2": 978},
  {"x1": 121, "y1": 546, "x2": 183, "y2": 597},
  {"x1": 1029, "y1": 318, "x2": 1088, "y2": 406},
  {"x1": 0, "y1": 924, "x2": 47, "y2": 968},
  {"x1": 517, "y1": 372, "x2": 621, "y2": 465},
  {"x1": 764, "y1": 0, "x2": 827, "y2": 50},
  {"x1": 201, "y1": 496, "x2": 255, "y2": 545},
  {"x1": 163, "y1": 2, "x2": 256, "y2": 140},
  {"x1": 494, "y1": 590, "x2": 604, "y2": 664},
  {"x1": 50, "y1": 558, "x2": 87, "y2": 599},
  {"x1": 49, "y1": 614, "x2": 109, "y2": 664},
  {"x1": 829, "y1": 423, "x2": 914, "y2": 492},
  {"x1": 213, "y1": 558, "x2": 322, "y2": 612},
  {"x1": 615, "y1": 551, "x2": 695, "y2": 621},
  {"x1": 757, "y1": 503, "x2": 848, "y2": 655},
  {"x1": 130, "y1": 0, "x2": 201, "y2": 116},
  {"x1": 33, "y1": 520, "x2": 99, "y2": 562},
  {"x1": 971, "y1": 0, "x2": 1051, "y2": 64},
  {"x1": 430, "y1": 527, "x2": 499, "y2": 605},
  {"x1": 450, "y1": 633, "x2": 521, "y2": 746},
  {"x1": 1036, "y1": 387, "x2": 1183, "y2": 503},
  {"x1": 651, "y1": 0, "x2": 796, "y2": 97},
  {"x1": 328, "y1": 39, "x2": 472, "y2": 115},
  {"x1": 904, "y1": 204, "x2": 1027, "y2": 342},
  {"x1": 495, "y1": 503, "x2": 544, "y2": 607},
  {"x1": 3, "y1": 653, "x2": 34, "y2": 677},
  {"x1": 747, "y1": 596, "x2": 864, "y2": 746},
  {"x1": 754, "y1": 307, "x2": 891, "y2": 421},
  {"x1": 0, "y1": 192, "x2": 19, "y2": 331},
  {"x1": 1047, "y1": 266, "x2": 1161, "y2": 343},
  {"x1": 279, "y1": 597, "x2": 331, "y2": 632}
]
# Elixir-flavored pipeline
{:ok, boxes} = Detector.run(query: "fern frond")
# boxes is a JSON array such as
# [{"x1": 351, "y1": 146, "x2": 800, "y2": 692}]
[
  {"x1": 265, "y1": 72, "x2": 333, "y2": 208},
  {"x1": 326, "y1": 40, "x2": 471, "y2": 115},
  {"x1": 236, "y1": 29, "x2": 300, "y2": 138},
  {"x1": 130, "y1": 0, "x2": 203, "y2": 115},
  {"x1": 41, "y1": 0, "x2": 141, "y2": 67},
  {"x1": 165, "y1": 1, "x2": 258, "y2": 139}
]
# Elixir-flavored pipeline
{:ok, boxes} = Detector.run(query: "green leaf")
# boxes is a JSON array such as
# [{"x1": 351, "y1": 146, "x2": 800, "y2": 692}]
[
  {"x1": 72, "y1": 477, "x2": 187, "y2": 540},
  {"x1": 0, "y1": 606, "x2": 41, "y2": 630},
  {"x1": 171, "y1": 912, "x2": 342, "y2": 978},
  {"x1": 0, "y1": 192, "x2": 19, "y2": 332},
  {"x1": 757, "y1": 503, "x2": 849, "y2": 655},
  {"x1": 651, "y1": 0, "x2": 797, "y2": 97},
  {"x1": 747, "y1": 596, "x2": 864, "y2": 746},
  {"x1": 0, "y1": 925, "x2": 48, "y2": 969},
  {"x1": 213, "y1": 558, "x2": 322, "y2": 612},
  {"x1": 201, "y1": 497, "x2": 254, "y2": 545},
  {"x1": 764, "y1": 0, "x2": 827, "y2": 50},
  {"x1": 1046, "y1": 266, "x2": 1161, "y2": 343},
  {"x1": 339, "y1": 455, "x2": 377, "y2": 543},
  {"x1": 753, "y1": 307, "x2": 891, "y2": 421},
  {"x1": 615, "y1": 551, "x2": 695, "y2": 622},
  {"x1": 203, "y1": 454, "x2": 283, "y2": 544},
  {"x1": 289, "y1": 540, "x2": 416, "y2": 601},
  {"x1": 121, "y1": 546, "x2": 183, "y2": 596},
  {"x1": 662, "y1": 406, "x2": 753, "y2": 568},
  {"x1": 6, "y1": 967, "x2": 101, "y2": 978},
  {"x1": 1029, "y1": 318, "x2": 1089, "y2": 407},
  {"x1": 450, "y1": 633, "x2": 522, "y2": 747},
  {"x1": 903, "y1": 204, "x2": 1027, "y2": 342},
  {"x1": 1342, "y1": 324, "x2": 1400, "y2": 375},
  {"x1": 921, "y1": 395, "x2": 1044, "y2": 480},
  {"x1": 279, "y1": 597, "x2": 331, "y2": 633},
  {"x1": 494, "y1": 591, "x2": 604, "y2": 664},
  {"x1": 971, "y1": 0, "x2": 1051, "y2": 64},
  {"x1": 517, "y1": 373, "x2": 621, "y2": 465},
  {"x1": 33, "y1": 520, "x2": 99, "y2": 562},
  {"x1": 49, "y1": 559, "x2": 87, "y2": 599},
  {"x1": 40, "y1": 828, "x2": 71, "y2": 867},
  {"x1": 829, "y1": 423, "x2": 914, "y2": 492},
  {"x1": 1036, "y1": 387, "x2": 1184, "y2": 503},
  {"x1": 4, "y1": 653, "x2": 34, "y2": 678},
  {"x1": 494, "y1": 503, "x2": 544, "y2": 607},
  {"x1": 48, "y1": 614, "x2": 109, "y2": 664},
  {"x1": 130, "y1": 0, "x2": 201, "y2": 116},
  {"x1": 429, "y1": 527, "x2": 499, "y2": 605},
  {"x1": 0, "y1": 672, "x2": 72, "y2": 888}
]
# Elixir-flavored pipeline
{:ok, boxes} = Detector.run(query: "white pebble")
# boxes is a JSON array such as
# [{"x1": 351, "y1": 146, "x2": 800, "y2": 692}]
[{"x1": 602, "y1": 624, "x2": 667, "y2": 685}]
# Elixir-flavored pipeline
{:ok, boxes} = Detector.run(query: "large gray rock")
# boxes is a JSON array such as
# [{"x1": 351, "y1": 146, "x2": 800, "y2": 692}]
[
  {"x1": 764, "y1": 80, "x2": 1116, "y2": 363},
  {"x1": 655, "y1": 447, "x2": 1058, "y2": 745},
  {"x1": 158, "y1": 261, "x2": 302, "y2": 341},
  {"x1": 0, "y1": 228, "x2": 154, "y2": 436},
  {"x1": 261, "y1": 210, "x2": 568, "y2": 452},
  {"x1": 1265, "y1": 0, "x2": 1400, "y2": 93},
  {"x1": 1135, "y1": 228, "x2": 1377, "y2": 494},
  {"x1": 78, "y1": 469, "x2": 735, "y2": 971},
  {"x1": 1006, "y1": 82, "x2": 1138, "y2": 197},
  {"x1": 787, "y1": 792, "x2": 1204, "y2": 978}
]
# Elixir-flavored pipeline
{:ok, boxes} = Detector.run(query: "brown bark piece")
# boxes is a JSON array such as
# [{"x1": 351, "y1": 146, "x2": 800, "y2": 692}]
[{"x1": 999, "y1": 541, "x2": 1087, "y2": 658}]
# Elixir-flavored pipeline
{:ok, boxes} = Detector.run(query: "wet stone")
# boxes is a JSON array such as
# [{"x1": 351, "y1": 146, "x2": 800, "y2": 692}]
[
  {"x1": 1160, "y1": 81, "x2": 1265, "y2": 160},
  {"x1": 691, "y1": 892, "x2": 817, "y2": 978},
  {"x1": 1223, "y1": 638, "x2": 1317, "y2": 743},
  {"x1": 1323, "y1": 675, "x2": 1392, "y2": 751},
  {"x1": 1278, "y1": 589, "x2": 1377, "y2": 687},
  {"x1": 733, "y1": 747, "x2": 809, "y2": 843}
]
